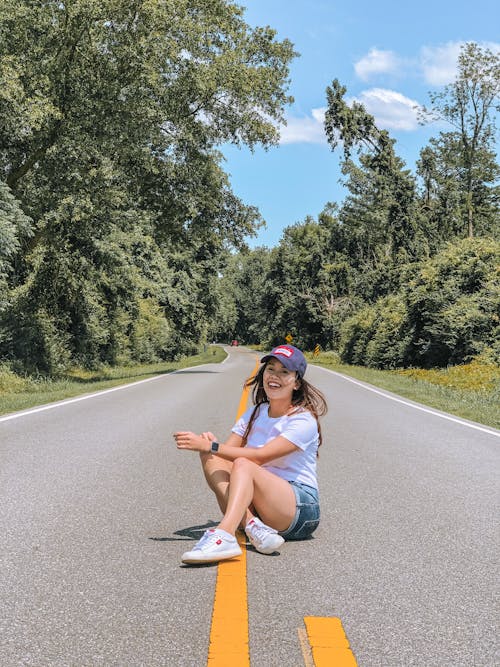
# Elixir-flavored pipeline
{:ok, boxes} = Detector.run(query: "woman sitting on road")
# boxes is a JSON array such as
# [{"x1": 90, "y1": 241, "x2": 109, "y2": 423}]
[{"x1": 174, "y1": 344, "x2": 328, "y2": 564}]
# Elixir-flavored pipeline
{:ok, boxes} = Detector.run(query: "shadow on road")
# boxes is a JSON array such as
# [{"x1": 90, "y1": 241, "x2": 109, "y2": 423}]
[
  {"x1": 148, "y1": 520, "x2": 219, "y2": 542},
  {"x1": 172, "y1": 369, "x2": 220, "y2": 374},
  {"x1": 66, "y1": 368, "x2": 178, "y2": 383}
]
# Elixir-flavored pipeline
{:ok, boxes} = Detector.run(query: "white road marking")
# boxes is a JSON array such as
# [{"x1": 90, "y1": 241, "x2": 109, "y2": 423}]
[
  {"x1": 0, "y1": 362, "x2": 222, "y2": 424},
  {"x1": 314, "y1": 365, "x2": 500, "y2": 438}
]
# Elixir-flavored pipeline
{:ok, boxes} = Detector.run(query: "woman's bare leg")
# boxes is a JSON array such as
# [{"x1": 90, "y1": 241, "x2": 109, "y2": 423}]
[
  {"x1": 199, "y1": 451, "x2": 232, "y2": 514},
  {"x1": 199, "y1": 452, "x2": 255, "y2": 526},
  {"x1": 217, "y1": 458, "x2": 296, "y2": 535}
]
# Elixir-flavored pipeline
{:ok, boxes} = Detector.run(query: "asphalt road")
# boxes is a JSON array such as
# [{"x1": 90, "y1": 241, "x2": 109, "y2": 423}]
[{"x1": 1, "y1": 346, "x2": 498, "y2": 666}]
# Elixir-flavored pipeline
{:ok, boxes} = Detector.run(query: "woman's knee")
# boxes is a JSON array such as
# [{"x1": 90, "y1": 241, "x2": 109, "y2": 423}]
[
  {"x1": 199, "y1": 450, "x2": 232, "y2": 472},
  {"x1": 231, "y1": 457, "x2": 258, "y2": 475}
]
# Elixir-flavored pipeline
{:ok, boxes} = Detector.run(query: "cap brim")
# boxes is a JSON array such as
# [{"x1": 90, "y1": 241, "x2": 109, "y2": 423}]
[
  {"x1": 260, "y1": 353, "x2": 290, "y2": 367},
  {"x1": 260, "y1": 353, "x2": 303, "y2": 376}
]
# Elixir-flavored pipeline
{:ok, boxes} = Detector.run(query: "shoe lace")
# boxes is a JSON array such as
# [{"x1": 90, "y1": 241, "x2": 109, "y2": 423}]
[
  {"x1": 249, "y1": 521, "x2": 277, "y2": 540},
  {"x1": 194, "y1": 529, "x2": 218, "y2": 550}
]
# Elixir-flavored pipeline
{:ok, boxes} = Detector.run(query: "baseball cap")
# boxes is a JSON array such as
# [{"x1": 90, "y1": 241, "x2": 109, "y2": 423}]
[{"x1": 261, "y1": 344, "x2": 307, "y2": 378}]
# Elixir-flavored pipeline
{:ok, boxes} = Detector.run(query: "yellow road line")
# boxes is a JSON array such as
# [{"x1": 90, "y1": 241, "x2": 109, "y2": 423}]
[
  {"x1": 205, "y1": 356, "x2": 358, "y2": 667},
  {"x1": 207, "y1": 532, "x2": 249, "y2": 666},
  {"x1": 234, "y1": 360, "x2": 259, "y2": 421},
  {"x1": 304, "y1": 616, "x2": 358, "y2": 666},
  {"x1": 206, "y1": 356, "x2": 260, "y2": 667}
]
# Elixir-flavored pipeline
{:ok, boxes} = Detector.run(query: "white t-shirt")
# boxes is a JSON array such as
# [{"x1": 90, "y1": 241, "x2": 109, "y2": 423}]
[{"x1": 231, "y1": 403, "x2": 319, "y2": 489}]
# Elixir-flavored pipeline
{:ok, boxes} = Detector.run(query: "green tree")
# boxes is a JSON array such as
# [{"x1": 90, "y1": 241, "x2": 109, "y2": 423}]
[
  {"x1": 337, "y1": 237, "x2": 499, "y2": 369},
  {"x1": 338, "y1": 295, "x2": 410, "y2": 369},
  {"x1": 418, "y1": 42, "x2": 500, "y2": 238},
  {"x1": 0, "y1": 181, "x2": 32, "y2": 291},
  {"x1": 405, "y1": 237, "x2": 499, "y2": 367},
  {"x1": 324, "y1": 78, "x2": 423, "y2": 298},
  {"x1": 260, "y1": 206, "x2": 357, "y2": 349},
  {"x1": 213, "y1": 246, "x2": 272, "y2": 344},
  {"x1": 416, "y1": 144, "x2": 463, "y2": 249},
  {"x1": 0, "y1": 0, "x2": 296, "y2": 371},
  {"x1": 0, "y1": 182, "x2": 33, "y2": 360}
]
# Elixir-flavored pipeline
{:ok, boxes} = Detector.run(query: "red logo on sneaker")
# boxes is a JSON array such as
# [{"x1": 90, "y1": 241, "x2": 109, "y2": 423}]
[{"x1": 216, "y1": 539, "x2": 222, "y2": 545}]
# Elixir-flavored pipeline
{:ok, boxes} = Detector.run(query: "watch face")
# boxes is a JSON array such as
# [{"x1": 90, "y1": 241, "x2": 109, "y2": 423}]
[{"x1": 211, "y1": 441, "x2": 219, "y2": 452}]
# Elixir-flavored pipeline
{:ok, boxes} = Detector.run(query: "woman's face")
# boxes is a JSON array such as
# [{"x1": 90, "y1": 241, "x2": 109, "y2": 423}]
[{"x1": 263, "y1": 359, "x2": 299, "y2": 400}]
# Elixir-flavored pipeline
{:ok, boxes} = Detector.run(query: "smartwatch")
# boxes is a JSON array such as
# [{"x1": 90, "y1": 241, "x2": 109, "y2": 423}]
[{"x1": 210, "y1": 441, "x2": 220, "y2": 453}]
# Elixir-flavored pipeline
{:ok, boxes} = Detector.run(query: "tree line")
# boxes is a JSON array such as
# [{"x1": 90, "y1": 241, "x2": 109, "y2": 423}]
[
  {"x1": 0, "y1": 3, "x2": 498, "y2": 375},
  {"x1": 216, "y1": 43, "x2": 500, "y2": 369},
  {"x1": 0, "y1": 0, "x2": 295, "y2": 373}
]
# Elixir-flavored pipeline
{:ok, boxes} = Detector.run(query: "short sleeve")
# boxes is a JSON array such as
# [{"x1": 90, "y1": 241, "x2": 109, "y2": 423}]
[
  {"x1": 279, "y1": 412, "x2": 318, "y2": 451},
  {"x1": 231, "y1": 405, "x2": 256, "y2": 437}
]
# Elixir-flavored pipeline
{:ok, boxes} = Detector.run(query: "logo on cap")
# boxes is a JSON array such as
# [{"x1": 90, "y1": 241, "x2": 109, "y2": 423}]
[{"x1": 272, "y1": 346, "x2": 294, "y2": 358}]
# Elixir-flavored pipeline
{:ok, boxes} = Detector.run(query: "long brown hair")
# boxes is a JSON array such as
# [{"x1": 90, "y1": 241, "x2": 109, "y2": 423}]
[{"x1": 241, "y1": 363, "x2": 328, "y2": 451}]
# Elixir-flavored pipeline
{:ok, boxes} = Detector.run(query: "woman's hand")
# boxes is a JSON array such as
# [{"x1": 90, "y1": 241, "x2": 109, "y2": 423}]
[{"x1": 174, "y1": 431, "x2": 211, "y2": 452}]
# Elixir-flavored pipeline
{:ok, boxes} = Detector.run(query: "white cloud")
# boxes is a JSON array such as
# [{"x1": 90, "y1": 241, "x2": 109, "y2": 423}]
[
  {"x1": 355, "y1": 41, "x2": 500, "y2": 88},
  {"x1": 279, "y1": 108, "x2": 327, "y2": 144},
  {"x1": 278, "y1": 42, "x2": 500, "y2": 145},
  {"x1": 420, "y1": 42, "x2": 463, "y2": 85},
  {"x1": 420, "y1": 40, "x2": 500, "y2": 85},
  {"x1": 351, "y1": 89, "x2": 422, "y2": 131},
  {"x1": 354, "y1": 48, "x2": 401, "y2": 81},
  {"x1": 278, "y1": 92, "x2": 422, "y2": 144}
]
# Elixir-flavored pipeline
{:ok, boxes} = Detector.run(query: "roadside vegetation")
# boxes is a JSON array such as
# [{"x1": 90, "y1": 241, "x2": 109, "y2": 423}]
[
  {"x1": 0, "y1": 346, "x2": 226, "y2": 416},
  {"x1": 1, "y1": 6, "x2": 498, "y2": 431},
  {"x1": 307, "y1": 351, "x2": 500, "y2": 430}
]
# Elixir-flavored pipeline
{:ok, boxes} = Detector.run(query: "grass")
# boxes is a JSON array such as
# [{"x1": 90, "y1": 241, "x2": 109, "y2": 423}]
[
  {"x1": 2, "y1": 345, "x2": 498, "y2": 430},
  {"x1": 0, "y1": 346, "x2": 226, "y2": 417},
  {"x1": 306, "y1": 350, "x2": 500, "y2": 430}
]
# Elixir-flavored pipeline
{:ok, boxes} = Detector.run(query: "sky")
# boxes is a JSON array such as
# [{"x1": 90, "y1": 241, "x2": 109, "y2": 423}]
[{"x1": 221, "y1": 0, "x2": 500, "y2": 248}]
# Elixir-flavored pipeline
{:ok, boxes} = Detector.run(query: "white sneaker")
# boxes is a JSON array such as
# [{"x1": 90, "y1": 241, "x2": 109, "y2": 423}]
[
  {"x1": 181, "y1": 528, "x2": 242, "y2": 564},
  {"x1": 245, "y1": 517, "x2": 285, "y2": 554}
]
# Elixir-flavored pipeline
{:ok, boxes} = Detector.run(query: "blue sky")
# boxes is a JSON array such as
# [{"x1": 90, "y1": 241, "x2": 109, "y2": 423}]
[{"x1": 222, "y1": 0, "x2": 500, "y2": 248}]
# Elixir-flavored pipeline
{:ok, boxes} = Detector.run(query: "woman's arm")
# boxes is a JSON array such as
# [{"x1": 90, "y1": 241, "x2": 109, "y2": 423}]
[
  {"x1": 174, "y1": 431, "x2": 299, "y2": 464},
  {"x1": 200, "y1": 431, "x2": 244, "y2": 448}
]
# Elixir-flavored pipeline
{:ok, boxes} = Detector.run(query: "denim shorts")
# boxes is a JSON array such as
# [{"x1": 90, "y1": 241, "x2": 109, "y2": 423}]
[{"x1": 278, "y1": 481, "x2": 320, "y2": 540}]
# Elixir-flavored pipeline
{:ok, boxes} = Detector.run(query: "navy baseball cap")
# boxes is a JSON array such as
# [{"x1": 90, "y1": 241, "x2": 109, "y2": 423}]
[{"x1": 261, "y1": 344, "x2": 307, "y2": 378}]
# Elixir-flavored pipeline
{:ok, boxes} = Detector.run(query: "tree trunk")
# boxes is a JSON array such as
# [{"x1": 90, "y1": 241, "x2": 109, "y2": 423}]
[{"x1": 468, "y1": 204, "x2": 474, "y2": 238}]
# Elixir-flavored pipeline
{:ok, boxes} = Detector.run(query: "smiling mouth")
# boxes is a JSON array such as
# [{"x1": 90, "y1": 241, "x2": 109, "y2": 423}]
[{"x1": 267, "y1": 382, "x2": 281, "y2": 389}]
